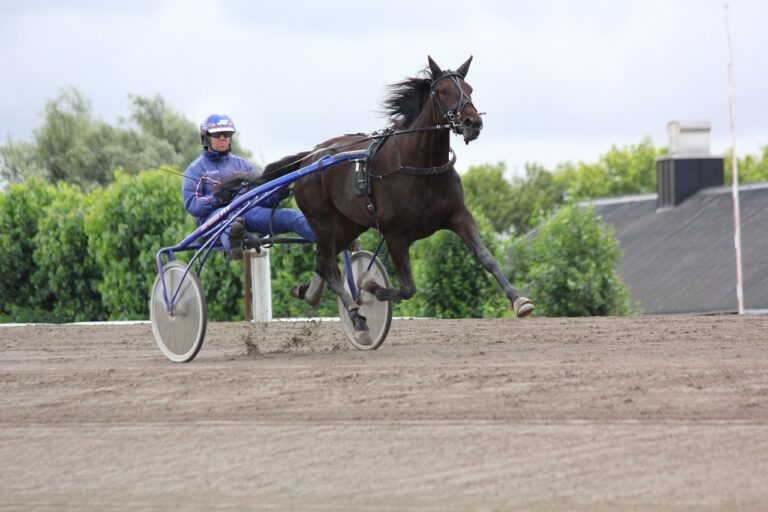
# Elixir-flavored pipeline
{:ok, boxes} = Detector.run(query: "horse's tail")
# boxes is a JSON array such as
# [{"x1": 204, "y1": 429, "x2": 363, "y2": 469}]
[{"x1": 254, "y1": 150, "x2": 313, "y2": 187}]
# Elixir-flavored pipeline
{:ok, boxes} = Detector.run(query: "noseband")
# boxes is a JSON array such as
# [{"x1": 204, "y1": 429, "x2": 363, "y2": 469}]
[{"x1": 430, "y1": 71, "x2": 476, "y2": 133}]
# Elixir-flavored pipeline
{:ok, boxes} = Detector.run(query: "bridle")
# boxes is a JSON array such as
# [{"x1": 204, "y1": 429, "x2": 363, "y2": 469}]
[{"x1": 429, "y1": 71, "x2": 477, "y2": 134}]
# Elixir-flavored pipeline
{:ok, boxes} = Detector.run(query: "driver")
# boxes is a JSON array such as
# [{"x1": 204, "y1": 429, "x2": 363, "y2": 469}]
[{"x1": 182, "y1": 114, "x2": 316, "y2": 257}]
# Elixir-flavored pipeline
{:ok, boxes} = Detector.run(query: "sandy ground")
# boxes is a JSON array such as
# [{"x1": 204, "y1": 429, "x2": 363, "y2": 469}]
[{"x1": 1, "y1": 315, "x2": 767, "y2": 511}]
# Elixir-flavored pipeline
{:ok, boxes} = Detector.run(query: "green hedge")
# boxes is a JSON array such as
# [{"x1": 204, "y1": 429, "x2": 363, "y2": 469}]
[
  {"x1": 395, "y1": 212, "x2": 509, "y2": 319},
  {"x1": 83, "y1": 170, "x2": 193, "y2": 319},
  {"x1": 0, "y1": 175, "x2": 635, "y2": 323},
  {"x1": 507, "y1": 204, "x2": 635, "y2": 316},
  {"x1": 33, "y1": 182, "x2": 105, "y2": 321},
  {"x1": 0, "y1": 179, "x2": 56, "y2": 321}
]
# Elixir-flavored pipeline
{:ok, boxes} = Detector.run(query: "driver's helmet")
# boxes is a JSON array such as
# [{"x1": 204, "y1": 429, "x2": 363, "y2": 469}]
[{"x1": 200, "y1": 114, "x2": 236, "y2": 144}]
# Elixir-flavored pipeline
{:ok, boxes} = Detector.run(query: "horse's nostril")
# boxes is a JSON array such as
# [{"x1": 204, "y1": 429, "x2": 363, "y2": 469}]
[{"x1": 463, "y1": 117, "x2": 482, "y2": 129}]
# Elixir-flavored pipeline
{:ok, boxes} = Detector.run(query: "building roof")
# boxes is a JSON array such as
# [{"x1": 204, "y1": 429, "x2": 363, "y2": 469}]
[{"x1": 590, "y1": 183, "x2": 768, "y2": 314}]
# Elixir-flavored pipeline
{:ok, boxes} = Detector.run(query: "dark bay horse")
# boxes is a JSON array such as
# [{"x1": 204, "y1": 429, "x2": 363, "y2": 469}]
[{"x1": 259, "y1": 56, "x2": 533, "y2": 340}]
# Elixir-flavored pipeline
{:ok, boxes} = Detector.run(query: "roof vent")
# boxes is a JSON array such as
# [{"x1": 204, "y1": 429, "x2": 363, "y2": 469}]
[{"x1": 657, "y1": 120, "x2": 723, "y2": 209}]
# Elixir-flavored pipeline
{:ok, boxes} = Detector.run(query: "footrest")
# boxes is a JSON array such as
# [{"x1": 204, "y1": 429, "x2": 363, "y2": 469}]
[{"x1": 243, "y1": 232, "x2": 265, "y2": 251}]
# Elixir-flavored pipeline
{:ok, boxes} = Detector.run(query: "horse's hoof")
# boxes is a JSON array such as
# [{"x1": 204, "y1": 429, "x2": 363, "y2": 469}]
[
  {"x1": 303, "y1": 273, "x2": 324, "y2": 306},
  {"x1": 290, "y1": 274, "x2": 324, "y2": 306},
  {"x1": 513, "y1": 297, "x2": 534, "y2": 318},
  {"x1": 361, "y1": 279, "x2": 380, "y2": 295},
  {"x1": 349, "y1": 308, "x2": 369, "y2": 333},
  {"x1": 354, "y1": 330, "x2": 373, "y2": 346},
  {"x1": 290, "y1": 283, "x2": 308, "y2": 300}
]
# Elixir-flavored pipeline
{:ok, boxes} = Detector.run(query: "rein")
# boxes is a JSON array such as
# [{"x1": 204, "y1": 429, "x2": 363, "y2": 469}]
[{"x1": 264, "y1": 123, "x2": 453, "y2": 177}]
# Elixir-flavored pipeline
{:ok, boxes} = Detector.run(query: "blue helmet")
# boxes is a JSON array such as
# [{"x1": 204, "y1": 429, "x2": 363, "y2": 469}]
[{"x1": 200, "y1": 114, "x2": 236, "y2": 145}]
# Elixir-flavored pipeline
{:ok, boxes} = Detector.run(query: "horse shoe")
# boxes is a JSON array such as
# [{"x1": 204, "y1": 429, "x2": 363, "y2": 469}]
[{"x1": 513, "y1": 297, "x2": 535, "y2": 318}]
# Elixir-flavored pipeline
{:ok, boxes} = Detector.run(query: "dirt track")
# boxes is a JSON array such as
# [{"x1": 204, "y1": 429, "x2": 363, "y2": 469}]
[{"x1": 1, "y1": 315, "x2": 767, "y2": 511}]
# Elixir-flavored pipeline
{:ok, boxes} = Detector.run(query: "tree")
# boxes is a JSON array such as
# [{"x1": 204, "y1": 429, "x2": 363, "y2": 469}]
[
  {"x1": 127, "y1": 94, "x2": 254, "y2": 169},
  {"x1": 724, "y1": 145, "x2": 768, "y2": 184},
  {"x1": 395, "y1": 212, "x2": 509, "y2": 319},
  {"x1": 0, "y1": 138, "x2": 38, "y2": 183},
  {"x1": 128, "y1": 94, "x2": 199, "y2": 166},
  {"x1": 462, "y1": 162, "x2": 518, "y2": 233},
  {"x1": 553, "y1": 137, "x2": 662, "y2": 200},
  {"x1": 462, "y1": 162, "x2": 565, "y2": 236},
  {"x1": 0, "y1": 89, "x2": 249, "y2": 190},
  {"x1": 507, "y1": 163, "x2": 566, "y2": 234},
  {"x1": 507, "y1": 204, "x2": 635, "y2": 317},
  {"x1": 3, "y1": 88, "x2": 147, "y2": 188}
]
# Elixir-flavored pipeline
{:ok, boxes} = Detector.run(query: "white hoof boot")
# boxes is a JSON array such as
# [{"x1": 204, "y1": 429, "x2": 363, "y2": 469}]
[
  {"x1": 513, "y1": 297, "x2": 534, "y2": 318},
  {"x1": 304, "y1": 272, "x2": 325, "y2": 306}
]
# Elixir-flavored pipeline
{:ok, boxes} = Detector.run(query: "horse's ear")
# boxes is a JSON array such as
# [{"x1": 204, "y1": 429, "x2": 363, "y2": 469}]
[
  {"x1": 456, "y1": 56, "x2": 473, "y2": 78},
  {"x1": 427, "y1": 55, "x2": 442, "y2": 78}
]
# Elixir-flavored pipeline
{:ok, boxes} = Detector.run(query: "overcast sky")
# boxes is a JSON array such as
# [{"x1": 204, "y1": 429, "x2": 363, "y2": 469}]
[{"x1": 2, "y1": 0, "x2": 766, "y2": 176}]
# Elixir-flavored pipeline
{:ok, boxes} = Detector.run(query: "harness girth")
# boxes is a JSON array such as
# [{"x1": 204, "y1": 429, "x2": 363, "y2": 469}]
[
  {"x1": 399, "y1": 148, "x2": 456, "y2": 176},
  {"x1": 353, "y1": 129, "x2": 457, "y2": 220}
]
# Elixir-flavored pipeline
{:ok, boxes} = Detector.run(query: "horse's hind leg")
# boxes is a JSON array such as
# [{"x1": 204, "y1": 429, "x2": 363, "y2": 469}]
[
  {"x1": 290, "y1": 272, "x2": 325, "y2": 306},
  {"x1": 450, "y1": 208, "x2": 534, "y2": 317},
  {"x1": 361, "y1": 236, "x2": 417, "y2": 302}
]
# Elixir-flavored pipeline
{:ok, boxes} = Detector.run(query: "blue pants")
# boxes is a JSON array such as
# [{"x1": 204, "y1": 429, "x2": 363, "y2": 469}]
[{"x1": 211, "y1": 206, "x2": 316, "y2": 252}]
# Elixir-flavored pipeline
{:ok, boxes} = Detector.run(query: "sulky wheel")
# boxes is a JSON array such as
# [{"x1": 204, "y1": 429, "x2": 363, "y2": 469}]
[
  {"x1": 150, "y1": 261, "x2": 207, "y2": 363},
  {"x1": 338, "y1": 250, "x2": 393, "y2": 350}
]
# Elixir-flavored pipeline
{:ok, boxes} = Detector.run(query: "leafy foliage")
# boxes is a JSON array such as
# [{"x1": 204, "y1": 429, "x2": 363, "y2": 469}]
[
  {"x1": 196, "y1": 254, "x2": 246, "y2": 322},
  {"x1": 461, "y1": 162, "x2": 518, "y2": 233},
  {"x1": 508, "y1": 204, "x2": 635, "y2": 317},
  {"x1": 724, "y1": 145, "x2": 768, "y2": 184},
  {"x1": 0, "y1": 89, "x2": 255, "y2": 190},
  {"x1": 33, "y1": 182, "x2": 106, "y2": 322},
  {"x1": 395, "y1": 212, "x2": 508, "y2": 319},
  {"x1": 0, "y1": 179, "x2": 56, "y2": 321},
  {"x1": 83, "y1": 170, "x2": 194, "y2": 319},
  {"x1": 10, "y1": 86, "x2": 760, "y2": 322},
  {"x1": 553, "y1": 137, "x2": 662, "y2": 200},
  {"x1": 463, "y1": 162, "x2": 566, "y2": 235},
  {"x1": 269, "y1": 222, "x2": 384, "y2": 319},
  {"x1": 509, "y1": 163, "x2": 566, "y2": 233}
]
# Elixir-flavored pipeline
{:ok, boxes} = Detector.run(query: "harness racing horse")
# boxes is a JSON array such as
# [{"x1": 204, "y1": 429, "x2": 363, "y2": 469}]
[{"x1": 258, "y1": 56, "x2": 534, "y2": 343}]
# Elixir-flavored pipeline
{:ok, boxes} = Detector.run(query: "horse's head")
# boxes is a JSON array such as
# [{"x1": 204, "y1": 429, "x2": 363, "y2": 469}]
[{"x1": 428, "y1": 56, "x2": 483, "y2": 144}]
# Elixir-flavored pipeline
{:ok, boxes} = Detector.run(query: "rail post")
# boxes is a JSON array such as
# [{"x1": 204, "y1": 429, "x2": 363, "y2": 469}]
[{"x1": 244, "y1": 248, "x2": 272, "y2": 322}]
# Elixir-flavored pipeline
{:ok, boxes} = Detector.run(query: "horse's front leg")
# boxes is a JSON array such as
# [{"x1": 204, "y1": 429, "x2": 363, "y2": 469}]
[
  {"x1": 450, "y1": 208, "x2": 534, "y2": 317},
  {"x1": 361, "y1": 236, "x2": 417, "y2": 302},
  {"x1": 311, "y1": 238, "x2": 371, "y2": 340}
]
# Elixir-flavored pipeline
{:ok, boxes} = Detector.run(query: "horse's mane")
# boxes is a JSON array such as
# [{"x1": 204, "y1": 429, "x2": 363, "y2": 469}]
[{"x1": 381, "y1": 68, "x2": 433, "y2": 129}]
